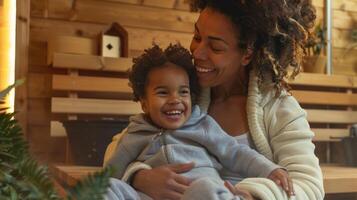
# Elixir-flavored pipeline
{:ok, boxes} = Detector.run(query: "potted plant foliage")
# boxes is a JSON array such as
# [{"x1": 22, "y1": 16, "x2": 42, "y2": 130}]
[
  {"x1": 0, "y1": 82, "x2": 112, "y2": 199},
  {"x1": 303, "y1": 23, "x2": 327, "y2": 73}
]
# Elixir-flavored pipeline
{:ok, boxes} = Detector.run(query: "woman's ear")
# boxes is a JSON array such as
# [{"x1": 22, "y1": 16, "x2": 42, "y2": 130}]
[{"x1": 241, "y1": 47, "x2": 254, "y2": 66}]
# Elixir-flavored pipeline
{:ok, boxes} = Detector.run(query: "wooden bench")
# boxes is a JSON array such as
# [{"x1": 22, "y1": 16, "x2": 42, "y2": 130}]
[
  {"x1": 287, "y1": 72, "x2": 357, "y2": 194},
  {"x1": 49, "y1": 53, "x2": 357, "y2": 194},
  {"x1": 288, "y1": 73, "x2": 357, "y2": 162}
]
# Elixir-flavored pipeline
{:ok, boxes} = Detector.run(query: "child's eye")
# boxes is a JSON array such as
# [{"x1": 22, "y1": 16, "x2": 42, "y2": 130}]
[
  {"x1": 156, "y1": 90, "x2": 168, "y2": 96},
  {"x1": 180, "y1": 89, "x2": 190, "y2": 96}
]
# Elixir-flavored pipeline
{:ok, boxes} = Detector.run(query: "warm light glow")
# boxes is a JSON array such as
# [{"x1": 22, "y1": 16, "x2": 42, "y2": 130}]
[{"x1": 0, "y1": 0, "x2": 16, "y2": 112}]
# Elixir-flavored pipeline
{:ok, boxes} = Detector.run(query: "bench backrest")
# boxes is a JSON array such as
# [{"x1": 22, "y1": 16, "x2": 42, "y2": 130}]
[
  {"x1": 288, "y1": 73, "x2": 357, "y2": 141},
  {"x1": 50, "y1": 53, "x2": 137, "y2": 136},
  {"x1": 50, "y1": 54, "x2": 357, "y2": 163},
  {"x1": 288, "y1": 73, "x2": 357, "y2": 163}
]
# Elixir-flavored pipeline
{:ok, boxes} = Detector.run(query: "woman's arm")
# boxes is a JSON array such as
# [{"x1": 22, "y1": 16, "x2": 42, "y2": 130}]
[
  {"x1": 239, "y1": 95, "x2": 324, "y2": 200},
  {"x1": 132, "y1": 163, "x2": 194, "y2": 200}
]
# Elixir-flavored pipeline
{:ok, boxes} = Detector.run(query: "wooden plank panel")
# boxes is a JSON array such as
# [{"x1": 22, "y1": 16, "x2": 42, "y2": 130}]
[
  {"x1": 306, "y1": 109, "x2": 357, "y2": 124},
  {"x1": 333, "y1": 28, "x2": 357, "y2": 49},
  {"x1": 15, "y1": 0, "x2": 30, "y2": 138},
  {"x1": 332, "y1": 47, "x2": 357, "y2": 76},
  {"x1": 51, "y1": 97, "x2": 141, "y2": 115},
  {"x1": 53, "y1": 53, "x2": 132, "y2": 72},
  {"x1": 288, "y1": 73, "x2": 353, "y2": 88},
  {"x1": 292, "y1": 90, "x2": 357, "y2": 106},
  {"x1": 30, "y1": 0, "x2": 47, "y2": 17},
  {"x1": 312, "y1": 128, "x2": 349, "y2": 141},
  {"x1": 175, "y1": 0, "x2": 190, "y2": 11},
  {"x1": 105, "y1": 0, "x2": 140, "y2": 4},
  {"x1": 332, "y1": 0, "x2": 357, "y2": 12},
  {"x1": 48, "y1": 0, "x2": 198, "y2": 33},
  {"x1": 333, "y1": 10, "x2": 357, "y2": 30},
  {"x1": 30, "y1": 18, "x2": 193, "y2": 56},
  {"x1": 52, "y1": 75, "x2": 131, "y2": 94},
  {"x1": 28, "y1": 73, "x2": 52, "y2": 98},
  {"x1": 47, "y1": 36, "x2": 98, "y2": 65},
  {"x1": 28, "y1": 98, "x2": 51, "y2": 126},
  {"x1": 142, "y1": 0, "x2": 176, "y2": 8}
]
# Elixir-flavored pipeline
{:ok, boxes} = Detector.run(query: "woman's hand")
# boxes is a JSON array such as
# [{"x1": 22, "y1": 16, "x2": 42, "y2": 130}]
[
  {"x1": 224, "y1": 181, "x2": 259, "y2": 200},
  {"x1": 132, "y1": 162, "x2": 194, "y2": 200}
]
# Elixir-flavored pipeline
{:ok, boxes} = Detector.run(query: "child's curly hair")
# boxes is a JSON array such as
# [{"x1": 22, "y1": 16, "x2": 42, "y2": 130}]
[
  {"x1": 191, "y1": 0, "x2": 316, "y2": 93},
  {"x1": 129, "y1": 44, "x2": 200, "y2": 104}
]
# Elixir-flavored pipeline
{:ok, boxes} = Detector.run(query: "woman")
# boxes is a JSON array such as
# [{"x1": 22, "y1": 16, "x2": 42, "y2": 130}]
[{"x1": 104, "y1": 0, "x2": 324, "y2": 199}]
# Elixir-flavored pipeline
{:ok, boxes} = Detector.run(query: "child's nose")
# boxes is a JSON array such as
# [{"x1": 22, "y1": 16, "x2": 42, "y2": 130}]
[{"x1": 168, "y1": 94, "x2": 180, "y2": 104}]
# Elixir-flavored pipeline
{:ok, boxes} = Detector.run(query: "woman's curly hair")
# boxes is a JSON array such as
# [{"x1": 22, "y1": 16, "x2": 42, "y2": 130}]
[
  {"x1": 191, "y1": 0, "x2": 316, "y2": 93},
  {"x1": 129, "y1": 43, "x2": 201, "y2": 104}
]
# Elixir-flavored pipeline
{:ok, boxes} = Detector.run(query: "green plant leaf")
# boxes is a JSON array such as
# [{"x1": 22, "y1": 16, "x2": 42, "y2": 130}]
[
  {"x1": 67, "y1": 167, "x2": 113, "y2": 200},
  {"x1": 0, "y1": 79, "x2": 25, "y2": 100}
]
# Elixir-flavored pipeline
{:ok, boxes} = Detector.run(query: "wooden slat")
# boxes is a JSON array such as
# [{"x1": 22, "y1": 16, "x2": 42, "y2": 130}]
[
  {"x1": 52, "y1": 53, "x2": 132, "y2": 72},
  {"x1": 312, "y1": 128, "x2": 350, "y2": 142},
  {"x1": 322, "y1": 164, "x2": 357, "y2": 193},
  {"x1": 51, "y1": 121, "x2": 67, "y2": 137},
  {"x1": 288, "y1": 73, "x2": 354, "y2": 88},
  {"x1": 306, "y1": 109, "x2": 357, "y2": 124},
  {"x1": 51, "y1": 97, "x2": 141, "y2": 115},
  {"x1": 292, "y1": 90, "x2": 357, "y2": 106},
  {"x1": 52, "y1": 75, "x2": 131, "y2": 94}
]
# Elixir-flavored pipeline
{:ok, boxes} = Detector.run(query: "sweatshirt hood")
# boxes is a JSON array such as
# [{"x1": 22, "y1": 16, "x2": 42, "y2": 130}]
[{"x1": 127, "y1": 105, "x2": 204, "y2": 134}]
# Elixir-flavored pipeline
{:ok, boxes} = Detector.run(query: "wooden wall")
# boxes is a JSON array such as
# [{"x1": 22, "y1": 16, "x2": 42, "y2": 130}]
[
  {"x1": 26, "y1": 0, "x2": 357, "y2": 163},
  {"x1": 28, "y1": 0, "x2": 197, "y2": 163},
  {"x1": 313, "y1": 0, "x2": 357, "y2": 75}
]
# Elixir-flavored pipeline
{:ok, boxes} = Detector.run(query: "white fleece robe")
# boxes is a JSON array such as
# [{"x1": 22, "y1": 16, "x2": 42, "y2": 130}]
[{"x1": 103, "y1": 70, "x2": 324, "y2": 200}]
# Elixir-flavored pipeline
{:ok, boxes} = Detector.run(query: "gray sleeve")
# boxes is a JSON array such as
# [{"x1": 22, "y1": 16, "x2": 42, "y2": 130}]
[
  {"x1": 202, "y1": 117, "x2": 280, "y2": 178},
  {"x1": 104, "y1": 133, "x2": 150, "y2": 179}
]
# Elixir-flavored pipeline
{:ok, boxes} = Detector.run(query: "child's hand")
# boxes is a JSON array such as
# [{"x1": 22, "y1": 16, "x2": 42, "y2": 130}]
[{"x1": 268, "y1": 168, "x2": 295, "y2": 197}]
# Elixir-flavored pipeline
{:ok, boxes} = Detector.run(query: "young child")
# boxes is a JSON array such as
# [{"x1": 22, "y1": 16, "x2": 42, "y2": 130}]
[{"x1": 105, "y1": 44, "x2": 293, "y2": 200}]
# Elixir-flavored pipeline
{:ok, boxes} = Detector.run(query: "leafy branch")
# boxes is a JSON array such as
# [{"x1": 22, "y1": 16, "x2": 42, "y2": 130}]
[{"x1": 0, "y1": 83, "x2": 112, "y2": 200}]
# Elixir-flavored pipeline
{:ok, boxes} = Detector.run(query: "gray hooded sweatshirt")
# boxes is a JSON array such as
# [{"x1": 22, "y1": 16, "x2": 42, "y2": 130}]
[{"x1": 106, "y1": 106, "x2": 280, "y2": 181}]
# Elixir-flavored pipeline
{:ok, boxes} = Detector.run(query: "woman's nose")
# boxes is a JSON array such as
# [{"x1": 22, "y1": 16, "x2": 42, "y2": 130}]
[{"x1": 191, "y1": 42, "x2": 207, "y2": 60}]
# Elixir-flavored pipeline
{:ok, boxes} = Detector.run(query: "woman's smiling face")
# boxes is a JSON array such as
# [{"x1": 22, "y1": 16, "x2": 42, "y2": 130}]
[{"x1": 190, "y1": 7, "x2": 250, "y2": 88}]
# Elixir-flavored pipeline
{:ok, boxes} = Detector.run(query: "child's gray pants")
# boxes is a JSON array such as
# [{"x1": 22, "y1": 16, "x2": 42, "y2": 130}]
[{"x1": 104, "y1": 177, "x2": 241, "y2": 200}]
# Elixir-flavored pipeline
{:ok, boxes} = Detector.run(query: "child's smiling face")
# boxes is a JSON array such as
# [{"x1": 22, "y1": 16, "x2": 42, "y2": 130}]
[{"x1": 140, "y1": 63, "x2": 192, "y2": 130}]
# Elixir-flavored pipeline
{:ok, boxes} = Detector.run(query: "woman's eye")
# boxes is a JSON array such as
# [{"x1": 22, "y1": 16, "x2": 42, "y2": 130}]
[
  {"x1": 193, "y1": 34, "x2": 201, "y2": 42},
  {"x1": 210, "y1": 46, "x2": 224, "y2": 53}
]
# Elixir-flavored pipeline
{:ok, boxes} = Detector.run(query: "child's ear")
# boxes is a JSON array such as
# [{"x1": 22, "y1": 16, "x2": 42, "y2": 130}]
[{"x1": 140, "y1": 98, "x2": 148, "y2": 113}]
